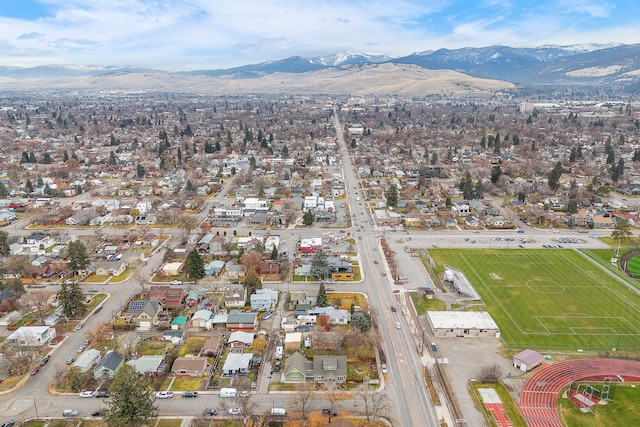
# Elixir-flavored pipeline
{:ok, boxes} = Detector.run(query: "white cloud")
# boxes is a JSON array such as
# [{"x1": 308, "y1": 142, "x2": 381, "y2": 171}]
[{"x1": 0, "y1": 0, "x2": 636, "y2": 69}]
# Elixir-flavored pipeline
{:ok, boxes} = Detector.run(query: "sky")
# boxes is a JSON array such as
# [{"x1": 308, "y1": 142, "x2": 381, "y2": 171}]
[{"x1": 0, "y1": 0, "x2": 639, "y2": 71}]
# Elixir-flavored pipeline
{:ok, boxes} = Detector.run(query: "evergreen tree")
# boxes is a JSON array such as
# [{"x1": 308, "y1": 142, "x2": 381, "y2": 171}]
[
  {"x1": 184, "y1": 249, "x2": 205, "y2": 280},
  {"x1": 42, "y1": 152, "x2": 52, "y2": 164},
  {"x1": 67, "y1": 240, "x2": 90, "y2": 274},
  {"x1": 351, "y1": 312, "x2": 372, "y2": 332},
  {"x1": 316, "y1": 283, "x2": 328, "y2": 307},
  {"x1": 281, "y1": 145, "x2": 289, "y2": 158},
  {"x1": 569, "y1": 147, "x2": 577, "y2": 163},
  {"x1": 103, "y1": 364, "x2": 158, "y2": 427},
  {"x1": 271, "y1": 246, "x2": 278, "y2": 260},
  {"x1": 460, "y1": 173, "x2": 474, "y2": 200},
  {"x1": 310, "y1": 248, "x2": 330, "y2": 280},
  {"x1": 0, "y1": 231, "x2": 9, "y2": 256},
  {"x1": 25, "y1": 179, "x2": 33, "y2": 193},
  {"x1": 385, "y1": 184, "x2": 398, "y2": 207},
  {"x1": 185, "y1": 179, "x2": 195, "y2": 193},
  {"x1": 303, "y1": 210, "x2": 314, "y2": 226},
  {"x1": 136, "y1": 163, "x2": 146, "y2": 178},
  {"x1": 493, "y1": 133, "x2": 501, "y2": 154},
  {"x1": 58, "y1": 282, "x2": 87, "y2": 319},
  {"x1": 430, "y1": 152, "x2": 438, "y2": 165},
  {"x1": 547, "y1": 162, "x2": 563, "y2": 192},
  {"x1": 0, "y1": 181, "x2": 7, "y2": 198},
  {"x1": 633, "y1": 149, "x2": 640, "y2": 162},
  {"x1": 490, "y1": 165, "x2": 502, "y2": 184}
]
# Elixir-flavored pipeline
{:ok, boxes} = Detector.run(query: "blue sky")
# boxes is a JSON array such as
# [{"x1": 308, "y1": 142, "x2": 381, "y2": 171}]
[{"x1": 0, "y1": 0, "x2": 638, "y2": 70}]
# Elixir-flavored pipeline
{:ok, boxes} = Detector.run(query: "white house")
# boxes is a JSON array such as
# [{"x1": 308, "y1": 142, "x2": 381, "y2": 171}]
[
  {"x1": 222, "y1": 352, "x2": 253, "y2": 376},
  {"x1": 136, "y1": 199, "x2": 153, "y2": 214},
  {"x1": 6, "y1": 326, "x2": 56, "y2": 347}
]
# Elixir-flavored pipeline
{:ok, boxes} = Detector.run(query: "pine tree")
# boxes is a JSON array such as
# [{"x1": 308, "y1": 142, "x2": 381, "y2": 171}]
[
  {"x1": 185, "y1": 249, "x2": 205, "y2": 280},
  {"x1": 103, "y1": 364, "x2": 158, "y2": 427},
  {"x1": 58, "y1": 282, "x2": 87, "y2": 319},
  {"x1": 310, "y1": 249, "x2": 330, "y2": 280},
  {"x1": 68, "y1": 240, "x2": 90, "y2": 274},
  {"x1": 386, "y1": 184, "x2": 398, "y2": 207},
  {"x1": 316, "y1": 283, "x2": 328, "y2": 307}
]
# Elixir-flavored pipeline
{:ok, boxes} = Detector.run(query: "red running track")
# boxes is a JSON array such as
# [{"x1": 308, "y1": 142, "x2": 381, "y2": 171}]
[
  {"x1": 485, "y1": 402, "x2": 513, "y2": 427},
  {"x1": 518, "y1": 359, "x2": 640, "y2": 427}
]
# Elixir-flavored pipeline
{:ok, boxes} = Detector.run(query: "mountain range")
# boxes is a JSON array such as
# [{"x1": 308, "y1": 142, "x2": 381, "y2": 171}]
[{"x1": 1, "y1": 44, "x2": 639, "y2": 94}]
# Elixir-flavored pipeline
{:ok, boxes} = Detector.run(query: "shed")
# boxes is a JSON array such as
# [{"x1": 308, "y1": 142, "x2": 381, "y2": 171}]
[
  {"x1": 512, "y1": 349, "x2": 543, "y2": 372},
  {"x1": 284, "y1": 332, "x2": 302, "y2": 350}
]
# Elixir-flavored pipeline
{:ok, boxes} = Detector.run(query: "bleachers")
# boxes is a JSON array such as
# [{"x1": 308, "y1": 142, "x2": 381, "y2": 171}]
[{"x1": 518, "y1": 359, "x2": 640, "y2": 427}]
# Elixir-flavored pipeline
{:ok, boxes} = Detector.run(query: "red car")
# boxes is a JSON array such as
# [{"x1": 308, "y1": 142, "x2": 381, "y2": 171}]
[{"x1": 30, "y1": 366, "x2": 40, "y2": 376}]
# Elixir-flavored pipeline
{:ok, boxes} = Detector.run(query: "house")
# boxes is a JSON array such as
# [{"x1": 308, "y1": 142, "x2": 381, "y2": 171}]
[
  {"x1": 93, "y1": 350, "x2": 125, "y2": 379},
  {"x1": 94, "y1": 260, "x2": 126, "y2": 277},
  {"x1": 299, "y1": 238, "x2": 322, "y2": 254},
  {"x1": 184, "y1": 290, "x2": 205, "y2": 307},
  {"x1": 72, "y1": 348, "x2": 101, "y2": 372},
  {"x1": 224, "y1": 288, "x2": 246, "y2": 309},
  {"x1": 6, "y1": 326, "x2": 56, "y2": 347},
  {"x1": 308, "y1": 306, "x2": 351, "y2": 325},
  {"x1": 127, "y1": 299, "x2": 163, "y2": 330},
  {"x1": 190, "y1": 309, "x2": 213, "y2": 328},
  {"x1": 127, "y1": 355, "x2": 166, "y2": 376},
  {"x1": 259, "y1": 260, "x2": 280, "y2": 276},
  {"x1": 226, "y1": 311, "x2": 257, "y2": 331},
  {"x1": 197, "y1": 234, "x2": 216, "y2": 252},
  {"x1": 225, "y1": 261, "x2": 246, "y2": 280},
  {"x1": 313, "y1": 355, "x2": 347, "y2": 384},
  {"x1": 204, "y1": 260, "x2": 226, "y2": 276},
  {"x1": 283, "y1": 351, "x2": 314, "y2": 383},
  {"x1": 171, "y1": 356, "x2": 209, "y2": 377},
  {"x1": 136, "y1": 199, "x2": 153, "y2": 214},
  {"x1": 161, "y1": 262, "x2": 183, "y2": 276},
  {"x1": 451, "y1": 201, "x2": 470, "y2": 216},
  {"x1": 162, "y1": 330, "x2": 184, "y2": 345},
  {"x1": 149, "y1": 286, "x2": 184, "y2": 307},
  {"x1": 228, "y1": 331, "x2": 254, "y2": 350},
  {"x1": 250, "y1": 288, "x2": 278, "y2": 311},
  {"x1": 222, "y1": 352, "x2": 253, "y2": 376},
  {"x1": 513, "y1": 349, "x2": 544, "y2": 372}
]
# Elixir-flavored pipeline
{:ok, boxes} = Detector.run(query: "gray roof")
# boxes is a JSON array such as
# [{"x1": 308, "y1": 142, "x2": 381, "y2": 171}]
[{"x1": 94, "y1": 350, "x2": 124, "y2": 373}]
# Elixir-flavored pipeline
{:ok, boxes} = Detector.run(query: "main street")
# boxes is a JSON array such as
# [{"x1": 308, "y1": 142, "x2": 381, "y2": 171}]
[{"x1": 330, "y1": 108, "x2": 441, "y2": 427}]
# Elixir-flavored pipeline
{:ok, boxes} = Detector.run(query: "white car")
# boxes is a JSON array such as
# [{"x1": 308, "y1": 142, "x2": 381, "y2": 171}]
[
  {"x1": 229, "y1": 407, "x2": 242, "y2": 415},
  {"x1": 79, "y1": 391, "x2": 94, "y2": 398},
  {"x1": 396, "y1": 322, "x2": 402, "y2": 329},
  {"x1": 381, "y1": 363, "x2": 388, "y2": 374},
  {"x1": 155, "y1": 391, "x2": 174, "y2": 399}
]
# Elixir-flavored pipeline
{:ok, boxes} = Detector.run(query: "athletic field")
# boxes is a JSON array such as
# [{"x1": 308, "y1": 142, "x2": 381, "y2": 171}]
[{"x1": 429, "y1": 249, "x2": 640, "y2": 350}]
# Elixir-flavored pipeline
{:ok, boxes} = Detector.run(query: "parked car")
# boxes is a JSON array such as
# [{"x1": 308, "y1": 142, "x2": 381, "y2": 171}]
[
  {"x1": 30, "y1": 366, "x2": 40, "y2": 376},
  {"x1": 95, "y1": 390, "x2": 110, "y2": 398},
  {"x1": 155, "y1": 391, "x2": 174, "y2": 399},
  {"x1": 66, "y1": 356, "x2": 75, "y2": 365},
  {"x1": 203, "y1": 408, "x2": 218, "y2": 416},
  {"x1": 75, "y1": 322, "x2": 85, "y2": 331},
  {"x1": 250, "y1": 381, "x2": 257, "y2": 389},
  {"x1": 39, "y1": 355, "x2": 50, "y2": 366},
  {"x1": 240, "y1": 390, "x2": 249, "y2": 397},
  {"x1": 396, "y1": 322, "x2": 402, "y2": 329},
  {"x1": 62, "y1": 409, "x2": 78, "y2": 417},
  {"x1": 322, "y1": 409, "x2": 339, "y2": 416},
  {"x1": 91, "y1": 410, "x2": 101, "y2": 416},
  {"x1": 77, "y1": 345, "x2": 86, "y2": 353},
  {"x1": 0, "y1": 421, "x2": 16, "y2": 427},
  {"x1": 381, "y1": 363, "x2": 388, "y2": 374},
  {"x1": 229, "y1": 407, "x2": 242, "y2": 415},
  {"x1": 182, "y1": 391, "x2": 198, "y2": 398},
  {"x1": 79, "y1": 391, "x2": 94, "y2": 398}
]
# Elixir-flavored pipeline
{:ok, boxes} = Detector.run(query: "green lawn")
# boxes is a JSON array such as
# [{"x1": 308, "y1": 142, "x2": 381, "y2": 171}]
[
  {"x1": 626, "y1": 254, "x2": 640, "y2": 275},
  {"x1": 429, "y1": 249, "x2": 640, "y2": 350},
  {"x1": 559, "y1": 384, "x2": 640, "y2": 427}
]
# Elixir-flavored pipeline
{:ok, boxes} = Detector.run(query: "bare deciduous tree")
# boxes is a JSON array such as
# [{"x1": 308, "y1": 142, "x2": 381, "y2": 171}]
[
  {"x1": 18, "y1": 290, "x2": 53, "y2": 323},
  {"x1": 479, "y1": 363, "x2": 503, "y2": 382},
  {"x1": 292, "y1": 383, "x2": 316, "y2": 421}
]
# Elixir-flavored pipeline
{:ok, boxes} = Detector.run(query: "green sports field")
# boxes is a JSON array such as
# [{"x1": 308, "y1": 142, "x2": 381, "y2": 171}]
[{"x1": 429, "y1": 249, "x2": 640, "y2": 350}]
